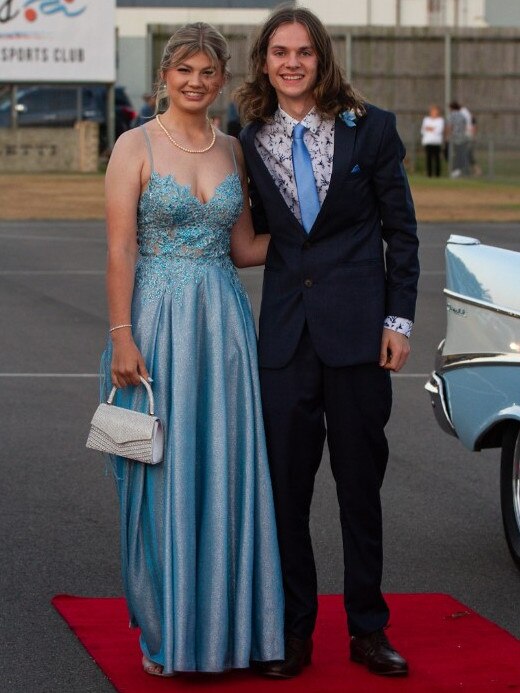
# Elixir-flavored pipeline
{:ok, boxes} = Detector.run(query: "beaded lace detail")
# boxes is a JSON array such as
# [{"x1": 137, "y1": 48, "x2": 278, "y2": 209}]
[{"x1": 135, "y1": 170, "x2": 244, "y2": 301}]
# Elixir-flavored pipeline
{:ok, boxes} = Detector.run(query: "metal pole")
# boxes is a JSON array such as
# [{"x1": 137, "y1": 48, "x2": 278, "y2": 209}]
[
  {"x1": 444, "y1": 33, "x2": 452, "y2": 175},
  {"x1": 367, "y1": 0, "x2": 371, "y2": 26},
  {"x1": 10, "y1": 84, "x2": 18, "y2": 129},
  {"x1": 106, "y1": 83, "x2": 116, "y2": 151},
  {"x1": 76, "y1": 86, "x2": 83, "y2": 123},
  {"x1": 444, "y1": 33, "x2": 451, "y2": 116},
  {"x1": 396, "y1": 0, "x2": 401, "y2": 27}
]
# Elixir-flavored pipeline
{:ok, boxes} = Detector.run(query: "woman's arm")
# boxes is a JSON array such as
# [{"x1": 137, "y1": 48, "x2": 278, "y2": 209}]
[
  {"x1": 105, "y1": 130, "x2": 150, "y2": 388},
  {"x1": 229, "y1": 139, "x2": 271, "y2": 268}
]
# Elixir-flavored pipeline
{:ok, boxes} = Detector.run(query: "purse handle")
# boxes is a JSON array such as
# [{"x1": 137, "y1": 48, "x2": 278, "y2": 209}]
[{"x1": 107, "y1": 376, "x2": 155, "y2": 416}]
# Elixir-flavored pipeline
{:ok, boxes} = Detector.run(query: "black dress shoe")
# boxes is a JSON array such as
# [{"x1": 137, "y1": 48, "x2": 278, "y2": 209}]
[
  {"x1": 262, "y1": 635, "x2": 313, "y2": 678},
  {"x1": 350, "y1": 629, "x2": 408, "y2": 676}
]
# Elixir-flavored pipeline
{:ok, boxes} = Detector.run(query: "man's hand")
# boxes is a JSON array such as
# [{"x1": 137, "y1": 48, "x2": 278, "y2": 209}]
[{"x1": 379, "y1": 328, "x2": 410, "y2": 372}]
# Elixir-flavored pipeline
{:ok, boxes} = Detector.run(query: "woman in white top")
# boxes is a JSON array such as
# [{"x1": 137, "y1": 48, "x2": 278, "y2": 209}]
[{"x1": 420, "y1": 104, "x2": 444, "y2": 177}]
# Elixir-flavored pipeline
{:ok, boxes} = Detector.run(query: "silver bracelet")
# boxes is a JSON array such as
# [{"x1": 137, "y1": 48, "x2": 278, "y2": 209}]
[{"x1": 109, "y1": 323, "x2": 132, "y2": 333}]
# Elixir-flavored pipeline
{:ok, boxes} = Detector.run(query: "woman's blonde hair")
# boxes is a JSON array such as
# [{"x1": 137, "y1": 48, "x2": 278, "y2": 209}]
[
  {"x1": 155, "y1": 22, "x2": 230, "y2": 109},
  {"x1": 234, "y1": 6, "x2": 365, "y2": 123}
]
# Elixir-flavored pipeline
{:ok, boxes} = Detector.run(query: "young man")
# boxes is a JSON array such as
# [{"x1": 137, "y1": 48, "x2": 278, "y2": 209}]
[{"x1": 236, "y1": 7, "x2": 419, "y2": 679}]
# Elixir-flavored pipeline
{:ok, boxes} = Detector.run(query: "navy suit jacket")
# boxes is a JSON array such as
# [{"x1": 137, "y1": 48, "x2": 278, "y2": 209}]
[{"x1": 239, "y1": 104, "x2": 420, "y2": 369}]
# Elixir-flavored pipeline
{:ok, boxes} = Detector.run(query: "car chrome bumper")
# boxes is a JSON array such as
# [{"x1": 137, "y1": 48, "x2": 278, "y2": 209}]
[{"x1": 425, "y1": 372, "x2": 457, "y2": 437}]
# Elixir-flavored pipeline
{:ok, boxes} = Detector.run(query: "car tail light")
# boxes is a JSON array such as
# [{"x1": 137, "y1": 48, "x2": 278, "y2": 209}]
[{"x1": 121, "y1": 106, "x2": 137, "y2": 121}]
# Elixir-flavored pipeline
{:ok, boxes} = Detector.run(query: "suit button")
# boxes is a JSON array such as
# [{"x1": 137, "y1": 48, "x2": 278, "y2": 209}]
[
  {"x1": 304, "y1": 278, "x2": 313, "y2": 288},
  {"x1": 303, "y1": 241, "x2": 312, "y2": 250}
]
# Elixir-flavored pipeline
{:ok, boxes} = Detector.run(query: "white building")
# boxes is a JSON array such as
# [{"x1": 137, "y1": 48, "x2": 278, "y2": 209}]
[{"x1": 301, "y1": 0, "x2": 487, "y2": 27}]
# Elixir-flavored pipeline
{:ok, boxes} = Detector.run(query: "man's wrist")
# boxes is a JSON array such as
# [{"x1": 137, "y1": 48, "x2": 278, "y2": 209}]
[{"x1": 384, "y1": 316, "x2": 413, "y2": 338}]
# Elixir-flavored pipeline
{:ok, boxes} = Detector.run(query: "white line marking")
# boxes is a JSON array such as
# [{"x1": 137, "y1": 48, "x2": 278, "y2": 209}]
[
  {"x1": 0, "y1": 270, "x2": 104, "y2": 275},
  {"x1": 0, "y1": 268, "x2": 444, "y2": 276},
  {"x1": 0, "y1": 372, "x2": 430, "y2": 379},
  {"x1": 0, "y1": 373, "x2": 99, "y2": 377},
  {"x1": 240, "y1": 268, "x2": 446, "y2": 276},
  {"x1": 0, "y1": 234, "x2": 104, "y2": 243}
]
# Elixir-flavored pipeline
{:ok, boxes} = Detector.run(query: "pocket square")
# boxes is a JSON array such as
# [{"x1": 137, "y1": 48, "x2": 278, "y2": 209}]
[{"x1": 350, "y1": 164, "x2": 361, "y2": 174}]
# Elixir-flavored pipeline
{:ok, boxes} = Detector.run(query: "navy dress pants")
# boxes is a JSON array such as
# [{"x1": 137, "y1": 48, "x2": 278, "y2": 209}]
[{"x1": 259, "y1": 326, "x2": 392, "y2": 638}]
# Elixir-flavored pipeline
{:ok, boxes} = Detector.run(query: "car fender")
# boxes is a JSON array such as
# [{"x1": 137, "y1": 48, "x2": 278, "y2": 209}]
[
  {"x1": 475, "y1": 407, "x2": 520, "y2": 451},
  {"x1": 442, "y1": 364, "x2": 520, "y2": 451}
]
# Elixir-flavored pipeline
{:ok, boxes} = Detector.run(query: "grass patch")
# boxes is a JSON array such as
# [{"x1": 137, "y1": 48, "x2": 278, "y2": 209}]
[
  {"x1": 409, "y1": 174, "x2": 520, "y2": 190},
  {"x1": 409, "y1": 175, "x2": 520, "y2": 222},
  {"x1": 1, "y1": 172, "x2": 519, "y2": 222}
]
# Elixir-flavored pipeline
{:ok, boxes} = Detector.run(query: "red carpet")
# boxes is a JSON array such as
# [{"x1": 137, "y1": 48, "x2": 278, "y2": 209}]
[{"x1": 52, "y1": 593, "x2": 520, "y2": 692}]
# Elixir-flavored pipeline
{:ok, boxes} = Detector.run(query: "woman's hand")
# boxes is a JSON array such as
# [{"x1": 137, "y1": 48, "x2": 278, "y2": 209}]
[{"x1": 110, "y1": 332, "x2": 150, "y2": 388}]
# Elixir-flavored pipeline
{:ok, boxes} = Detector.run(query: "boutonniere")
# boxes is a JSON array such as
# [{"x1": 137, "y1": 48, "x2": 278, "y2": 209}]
[{"x1": 339, "y1": 110, "x2": 357, "y2": 128}]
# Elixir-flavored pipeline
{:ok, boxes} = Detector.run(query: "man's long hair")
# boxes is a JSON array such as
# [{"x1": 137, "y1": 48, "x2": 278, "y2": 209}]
[{"x1": 235, "y1": 6, "x2": 365, "y2": 123}]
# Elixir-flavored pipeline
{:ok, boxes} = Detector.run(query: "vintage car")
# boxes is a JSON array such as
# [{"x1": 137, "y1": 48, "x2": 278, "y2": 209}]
[{"x1": 425, "y1": 234, "x2": 520, "y2": 570}]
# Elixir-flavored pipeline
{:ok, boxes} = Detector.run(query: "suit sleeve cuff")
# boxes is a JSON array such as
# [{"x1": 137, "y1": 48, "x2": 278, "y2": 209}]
[{"x1": 384, "y1": 316, "x2": 413, "y2": 338}]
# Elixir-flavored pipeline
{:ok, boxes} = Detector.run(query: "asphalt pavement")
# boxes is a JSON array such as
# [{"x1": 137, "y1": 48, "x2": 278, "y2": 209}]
[{"x1": 1, "y1": 220, "x2": 519, "y2": 692}]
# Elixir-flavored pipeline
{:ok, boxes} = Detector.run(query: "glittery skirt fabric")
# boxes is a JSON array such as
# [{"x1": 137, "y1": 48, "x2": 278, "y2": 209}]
[{"x1": 100, "y1": 259, "x2": 285, "y2": 673}]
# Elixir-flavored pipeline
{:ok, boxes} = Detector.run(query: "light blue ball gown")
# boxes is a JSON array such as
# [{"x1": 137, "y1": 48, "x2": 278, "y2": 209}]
[{"x1": 100, "y1": 126, "x2": 284, "y2": 674}]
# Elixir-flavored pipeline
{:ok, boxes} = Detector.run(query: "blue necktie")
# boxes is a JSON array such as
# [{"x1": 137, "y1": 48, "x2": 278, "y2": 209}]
[{"x1": 292, "y1": 123, "x2": 320, "y2": 233}]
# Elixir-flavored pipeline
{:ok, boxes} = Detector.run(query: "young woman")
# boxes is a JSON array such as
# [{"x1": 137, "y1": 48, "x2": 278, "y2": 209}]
[
  {"x1": 421, "y1": 104, "x2": 444, "y2": 177},
  {"x1": 100, "y1": 22, "x2": 284, "y2": 676}
]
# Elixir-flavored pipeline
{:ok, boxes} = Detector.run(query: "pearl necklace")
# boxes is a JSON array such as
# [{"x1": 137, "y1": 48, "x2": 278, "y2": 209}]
[{"x1": 156, "y1": 115, "x2": 216, "y2": 154}]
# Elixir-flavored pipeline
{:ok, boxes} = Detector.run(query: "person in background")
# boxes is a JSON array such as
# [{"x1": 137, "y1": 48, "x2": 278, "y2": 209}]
[
  {"x1": 226, "y1": 100, "x2": 242, "y2": 137},
  {"x1": 465, "y1": 113, "x2": 480, "y2": 176},
  {"x1": 133, "y1": 93, "x2": 155, "y2": 127},
  {"x1": 236, "y1": 5, "x2": 419, "y2": 680},
  {"x1": 459, "y1": 104, "x2": 472, "y2": 139},
  {"x1": 459, "y1": 104, "x2": 481, "y2": 174},
  {"x1": 446, "y1": 101, "x2": 469, "y2": 177},
  {"x1": 420, "y1": 104, "x2": 444, "y2": 177}
]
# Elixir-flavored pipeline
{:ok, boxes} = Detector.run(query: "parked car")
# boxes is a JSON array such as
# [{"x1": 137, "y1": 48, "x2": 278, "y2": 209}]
[
  {"x1": 425, "y1": 234, "x2": 520, "y2": 569},
  {"x1": 0, "y1": 85, "x2": 136, "y2": 150}
]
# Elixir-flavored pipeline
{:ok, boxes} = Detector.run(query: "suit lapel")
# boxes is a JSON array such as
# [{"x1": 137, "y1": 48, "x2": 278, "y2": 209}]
[
  {"x1": 243, "y1": 122, "x2": 308, "y2": 238},
  {"x1": 309, "y1": 116, "x2": 357, "y2": 235}
]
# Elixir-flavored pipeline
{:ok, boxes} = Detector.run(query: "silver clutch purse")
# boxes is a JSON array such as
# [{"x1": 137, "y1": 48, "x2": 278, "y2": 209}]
[{"x1": 86, "y1": 376, "x2": 164, "y2": 465}]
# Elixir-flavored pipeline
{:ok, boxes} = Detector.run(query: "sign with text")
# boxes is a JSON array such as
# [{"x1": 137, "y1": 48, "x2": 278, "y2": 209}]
[{"x1": 0, "y1": 0, "x2": 116, "y2": 82}]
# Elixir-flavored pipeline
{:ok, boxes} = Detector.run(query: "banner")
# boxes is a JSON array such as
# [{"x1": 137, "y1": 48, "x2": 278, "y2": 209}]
[{"x1": 0, "y1": 0, "x2": 116, "y2": 83}]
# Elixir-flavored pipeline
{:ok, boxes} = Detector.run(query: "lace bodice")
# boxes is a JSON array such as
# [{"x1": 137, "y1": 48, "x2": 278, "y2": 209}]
[
  {"x1": 134, "y1": 127, "x2": 244, "y2": 301},
  {"x1": 137, "y1": 170, "x2": 242, "y2": 260}
]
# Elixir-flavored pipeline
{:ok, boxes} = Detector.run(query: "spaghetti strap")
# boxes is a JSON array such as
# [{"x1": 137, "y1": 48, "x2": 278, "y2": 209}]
[{"x1": 141, "y1": 125, "x2": 155, "y2": 172}]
